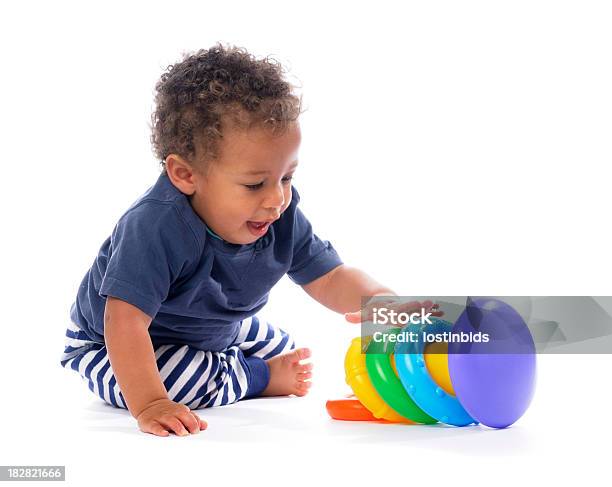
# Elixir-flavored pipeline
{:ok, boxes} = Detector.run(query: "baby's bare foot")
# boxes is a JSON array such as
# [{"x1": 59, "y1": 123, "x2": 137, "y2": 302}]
[{"x1": 262, "y1": 348, "x2": 313, "y2": 397}]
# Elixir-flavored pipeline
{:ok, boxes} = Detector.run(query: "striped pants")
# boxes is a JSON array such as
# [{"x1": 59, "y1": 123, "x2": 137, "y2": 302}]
[{"x1": 60, "y1": 315, "x2": 295, "y2": 410}]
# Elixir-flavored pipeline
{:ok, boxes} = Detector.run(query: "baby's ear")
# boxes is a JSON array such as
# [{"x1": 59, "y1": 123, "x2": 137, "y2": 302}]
[{"x1": 165, "y1": 155, "x2": 198, "y2": 195}]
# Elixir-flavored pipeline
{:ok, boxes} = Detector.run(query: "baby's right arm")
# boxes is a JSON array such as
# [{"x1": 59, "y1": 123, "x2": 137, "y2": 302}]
[{"x1": 104, "y1": 297, "x2": 207, "y2": 436}]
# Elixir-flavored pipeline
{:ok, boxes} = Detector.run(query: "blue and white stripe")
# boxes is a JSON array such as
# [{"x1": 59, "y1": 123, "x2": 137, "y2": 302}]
[{"x1": 60, "y1": 316, "x2": 295, "y2": 409}]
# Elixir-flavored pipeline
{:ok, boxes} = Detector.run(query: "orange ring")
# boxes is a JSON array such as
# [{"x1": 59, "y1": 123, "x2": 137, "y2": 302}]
[{"x1": 326, "y1": 398, "x2": 385, "y2": 421}]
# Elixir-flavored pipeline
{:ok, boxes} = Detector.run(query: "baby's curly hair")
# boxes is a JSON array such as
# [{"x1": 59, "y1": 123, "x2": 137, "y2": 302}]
[{"x1": 150, "y1": 42, "x2": 303, "y2": 173}]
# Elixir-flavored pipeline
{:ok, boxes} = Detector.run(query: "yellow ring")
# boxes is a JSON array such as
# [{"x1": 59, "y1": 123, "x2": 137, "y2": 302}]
[
  {"x1": 344, "y1": 337, "x2": 414, "y2": 423},
  {"x1": 424, "y1": 342, "x2": 455, "y2": 396}
]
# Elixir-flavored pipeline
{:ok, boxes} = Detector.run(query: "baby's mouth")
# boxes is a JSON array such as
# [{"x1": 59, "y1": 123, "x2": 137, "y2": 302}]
[
  {"x1": 247, "y1": 221, "x2": 268, "y2": 229},
  {"x1": 246, "y1": 220, "x2": 273, "y2": 236}
]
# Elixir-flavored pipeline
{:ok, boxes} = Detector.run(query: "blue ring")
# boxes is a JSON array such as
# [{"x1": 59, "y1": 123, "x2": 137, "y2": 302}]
[{"x1": 394, "y1": 318, "x2": 477, "y2": 427}]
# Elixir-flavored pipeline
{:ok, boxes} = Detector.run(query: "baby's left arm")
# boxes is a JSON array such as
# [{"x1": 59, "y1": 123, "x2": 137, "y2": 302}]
[{"x1": 301, "y1": 264, "x2": 396, "y2": 316}]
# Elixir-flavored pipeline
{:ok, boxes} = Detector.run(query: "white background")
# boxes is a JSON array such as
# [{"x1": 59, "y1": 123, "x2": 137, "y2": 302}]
[{"x1": 1, "y1": 0, "x2": 610, "y2": 485}]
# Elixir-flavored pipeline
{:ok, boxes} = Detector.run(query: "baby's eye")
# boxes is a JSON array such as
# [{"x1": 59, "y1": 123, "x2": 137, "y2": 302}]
[
  {"x1": 244, "y1": 182, "x2": 264, "y2": 191},
  {"x1": 244, "y1": 176, "x2": 293, "y2": 191}
]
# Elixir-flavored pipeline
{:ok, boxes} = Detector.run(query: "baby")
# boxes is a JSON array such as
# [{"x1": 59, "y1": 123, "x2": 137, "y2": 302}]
[{"x1": 60, "y1": 43, "x2": 414, "y2": 437}]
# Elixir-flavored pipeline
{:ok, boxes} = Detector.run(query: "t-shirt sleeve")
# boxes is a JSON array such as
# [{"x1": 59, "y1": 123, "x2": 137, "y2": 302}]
[
  {"x1": 287, "y1": 205, "x2": 343, "y2": 286},
  {"x1": 99, "y1": 201, "x2": 198, "y2": 318}
]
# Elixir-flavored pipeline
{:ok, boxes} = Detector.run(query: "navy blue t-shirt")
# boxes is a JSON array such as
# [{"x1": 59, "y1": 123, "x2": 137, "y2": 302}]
[{"x1": 70, "y1": 172, "x2": 343, "y2": 352}]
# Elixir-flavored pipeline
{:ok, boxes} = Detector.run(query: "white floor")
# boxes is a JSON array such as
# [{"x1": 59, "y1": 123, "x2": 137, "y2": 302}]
[
  {"x1": 6, "y1": 354, "x2": 609, "y2": 486},
  {"x1": 3, "y1": 2, "x2": 612, "y2": 484}
]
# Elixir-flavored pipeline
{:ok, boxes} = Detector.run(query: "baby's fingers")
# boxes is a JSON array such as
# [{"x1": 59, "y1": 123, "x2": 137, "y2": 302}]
[
  {"x1": 426, "y1": 302, "x2": 444, "y2": 317},
  {"x1": 159, "y1": 415, "x2": 190, "y2": 436},
  {"x1": 344, "y1": 311, "x2": 362, "y2": 323},
  {"x1": 176, "y1": 408, "x2": 201, "y2": 434},
  {"x1": 141, "y1": 420, "x2": 170, "y2": 437},
  {"x1": 191, "y1": 411, "x2": 208, "y2": 431}
]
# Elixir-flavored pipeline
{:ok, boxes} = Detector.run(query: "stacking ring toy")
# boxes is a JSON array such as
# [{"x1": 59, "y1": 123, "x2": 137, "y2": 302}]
[
  {"x1": 365, "y1": 328, "x2": 437, "y2": 424},
  {"x1": 328, "y1": 298, "x2": 537, "y2": 429},
  {"x1": 395, "y1": 318, "x2": 477, "y2": 426},
  {"x1": 325, "y1": 398, "x2": 381, "y2": 421},
  {"x1": 344, "y1": 337, "x2": 414, "y2": 423},
  {"x1": 448, "y1": 297, "x2": 537, "y2": 429},
  {"x1": 424, "y1": 342, "x2": 455, "y2": 395}
]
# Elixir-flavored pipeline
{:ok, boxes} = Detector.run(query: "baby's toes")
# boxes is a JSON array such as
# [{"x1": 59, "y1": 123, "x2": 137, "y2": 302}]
[
  {"x1": 294, "y1": 380, "x2": 312, "y2": 396},
  {"x1": 293, "y1": 347, "x2": 312, "y2": 362},
  {"x1": 296, "y1": 371, "x2": 312, "y2": 382},
  {"x1": 295, "y1": 362, "x2": 313, "y2": 374}
]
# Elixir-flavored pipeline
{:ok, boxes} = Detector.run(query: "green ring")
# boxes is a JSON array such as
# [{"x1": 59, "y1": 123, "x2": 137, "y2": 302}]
[{"x1": 365, "y1": 327, "x2": 437, "y2": 424}]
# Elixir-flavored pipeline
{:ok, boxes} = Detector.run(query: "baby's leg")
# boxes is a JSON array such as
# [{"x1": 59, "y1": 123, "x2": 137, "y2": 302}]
[
  {"x1": 233, "y1": 314, "x2": 296, "y2": 359},
  {"x1": 60, "y1": 322, "x2": 271, "y2": 410},
  {"x1": 232, "y1": 315, "x2": 313, "y2": 397}
]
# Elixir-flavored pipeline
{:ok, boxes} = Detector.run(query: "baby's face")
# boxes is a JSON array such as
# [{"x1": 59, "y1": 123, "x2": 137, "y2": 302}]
[{"x1": 188, "y1": 122, "x2": 301, "y2": 245}]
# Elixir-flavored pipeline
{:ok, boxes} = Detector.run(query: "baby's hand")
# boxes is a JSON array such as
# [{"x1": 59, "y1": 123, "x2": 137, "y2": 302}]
[{"x1": 136, "y1": 398, "x2": 207, "y2": 437}]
